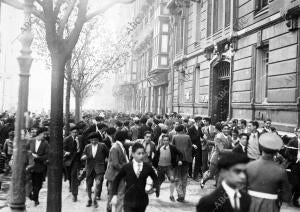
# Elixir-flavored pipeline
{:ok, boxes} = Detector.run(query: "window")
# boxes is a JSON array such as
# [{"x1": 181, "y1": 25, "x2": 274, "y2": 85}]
[
  {"x1": 176, "y1": 17, "x2": 185, "y2": 53},
  {"x1": 255, "y1": 45, "x2": 269, "y2": 103},
  {"x1": 195, "y1": 3, "x2": 202, "y2": 42},
  {"x1": 148, "y1": 47, "x2": 153, "y2": 72},
  {"x1": 179, "y1": 70, "x2": 185, "y2": 103},
  {"x1": 207, "y1": 0, "x2": 212, "y2": 37},
  {"x1": 195, "y1": 66, "x2": 201, "y2": 103},
  {"x1": 225, "y1": 0, "x2": 231, "y2": 27},
  {"x1": 213, "y1": 0, "x2": 223, "y2": 33},
  {"x1": 160, "y1": 56, "x2": 168, "y2": 66},
  {"x1": 149, "y1": 7, "x2": 154, "y2": 18},
  {"x1": 207, "y1": 0, "x2": 230, "y2": 36},
  {"x1": 162, "y1": 24, "x2": 169, "y2": 33},
  {"x1": 161, "y1": 35, "x2": 168, "y2": 53},
  {"x1": 255, "y1": 0, "x2": 269, "y2": 12},
  {"x1": 132, "y1": 60, "x2": 137, "y2": 81}
]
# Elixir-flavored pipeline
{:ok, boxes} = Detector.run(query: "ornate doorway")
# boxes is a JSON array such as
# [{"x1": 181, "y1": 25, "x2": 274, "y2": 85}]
[{"x1": 209, "y1": 61, "x2": 230, "y2": 123}]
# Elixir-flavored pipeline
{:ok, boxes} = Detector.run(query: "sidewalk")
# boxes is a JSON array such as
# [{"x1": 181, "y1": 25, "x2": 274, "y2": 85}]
[
  {"x1": 0, "y1": 178, "x2": 298, "y2": 212},
  {"x1": 0, "y1": 174, "x2": 10, "y2": 210}
]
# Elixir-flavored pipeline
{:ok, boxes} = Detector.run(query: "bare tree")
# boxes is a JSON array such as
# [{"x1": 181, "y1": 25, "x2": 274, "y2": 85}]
[
  {"x1": 1, "y1": 0, "x2": 135, "y2": 211},
  {"x1": 69, "y1": 18, "x2": 131, "y2": 122}
]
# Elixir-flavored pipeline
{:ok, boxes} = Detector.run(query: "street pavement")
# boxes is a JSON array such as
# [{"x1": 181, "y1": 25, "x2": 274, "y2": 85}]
[
  {"x1": 0, "y1": 176, "x2": 299, "y2": 212},
  {"x1": 0, "y1": 174, "x2": 10, "y2": 210}
]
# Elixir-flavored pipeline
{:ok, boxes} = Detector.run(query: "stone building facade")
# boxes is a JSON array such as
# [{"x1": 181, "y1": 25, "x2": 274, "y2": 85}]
[
  {"x1": 114, "y1": 0, "x2": 171, "y2": 114},
  {"x1": 115, "y1": 0, "x2": 300, "y2": 131},
  {"x1": 166, "y1": 0, "x2": 300, "y2": 131}
]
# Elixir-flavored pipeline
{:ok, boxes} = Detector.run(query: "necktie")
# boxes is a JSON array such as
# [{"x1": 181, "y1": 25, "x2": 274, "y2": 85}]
[
  {"x1": 253, "y1": 133, "x2": 256, "y2": 139},
  {"x1": 76, "y1": 137, "x2": 80, "y2": 152},
  {"x1": 297, "y1": 139, "x2": 300, "y2": 163},
  {"x1": 137, "y1": 163, "x2": 142, "y2": 177},
  {"x1": 93, "y1": 146, "x2": 96, "y2": 158},
  {"x1": 163, "y1": 145, "x2": 167, "y2": 150},
  {"x1": 234, "y1": 190, "x2": 240, "y2": 211}
]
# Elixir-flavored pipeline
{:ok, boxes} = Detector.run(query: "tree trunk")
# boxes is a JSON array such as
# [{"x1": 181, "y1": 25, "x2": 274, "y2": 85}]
[
  {"x1": 64, "y1": 60, "x2": 72, "y2": 136},
  {"x1": 47, "y1": 53, "x2": 66, "y2": 212},
  {"x1": 74, "y1": 91, "x2": 81, "y2": 123}
]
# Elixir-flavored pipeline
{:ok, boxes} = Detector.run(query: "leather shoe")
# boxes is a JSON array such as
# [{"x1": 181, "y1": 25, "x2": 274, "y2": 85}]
[
  {"x1": 170, "y1": 196, "x2": 175, "y2": 202},
  {"x1": 177, "y1": 197, "x2": 184, "y2": 202},
  {"x1": 29, "y1": 192, "x2": 34, "y2": 201},
  {"x1": 155, "y1": 187, "x2": 160, "y2": 198},
  {"x1": 86, "y1": 200, "x2": 92, "y2": 207},
  {"x1": 72, "y1": 195, "x2": 77, "y2": 202},
  {"x1": 293, "y1": 200, "x2": 300, "y2": 208},
  {"x1": 94, "y1": 200, "x2": 98, "y2": 208}
]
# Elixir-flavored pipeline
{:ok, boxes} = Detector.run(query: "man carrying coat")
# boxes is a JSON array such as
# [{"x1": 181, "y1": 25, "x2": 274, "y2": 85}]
[
  {"x1": 63, "y1": 126, "x2": 82, "y2": 202},
  {"x1": 27, "y1": 127, "x2": 49, "y2": 206},
  {"x1": 105, "y1": 131, "x2": 129, "y2": 212},
  {"x1": 81, "y1": 132, "x2": 109, "y2": 208}
]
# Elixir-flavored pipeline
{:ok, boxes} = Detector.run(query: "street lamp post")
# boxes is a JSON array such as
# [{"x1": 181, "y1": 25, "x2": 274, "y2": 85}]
[{"x1": 10, "y1": 0, "x2": 33, "y2": 211}]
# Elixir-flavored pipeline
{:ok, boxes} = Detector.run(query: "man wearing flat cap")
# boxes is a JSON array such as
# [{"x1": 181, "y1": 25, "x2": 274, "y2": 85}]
[
  {"x1": 63, "y1": 126, "x2": 82, "y2": 202},
  {"x1": 197, "y1": 152, "x2": 250, "y2": 212},
  {"x1": 246, "y1": 133, "x2": 291, "y2": 212},
  {"x1": 81, "y1": 132, "x2": 109, "y2": 208},
  {"x1": 27, "y1": 127, "x2": 49, "y2": 206}
]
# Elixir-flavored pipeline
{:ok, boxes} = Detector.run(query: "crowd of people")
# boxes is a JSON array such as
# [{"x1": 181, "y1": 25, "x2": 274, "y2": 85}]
[{"x1": 0, "y1": 110, "x2": 299, "y2": 212}]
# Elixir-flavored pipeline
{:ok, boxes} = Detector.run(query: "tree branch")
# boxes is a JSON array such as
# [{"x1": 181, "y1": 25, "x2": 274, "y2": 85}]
[
  {"x1": 35, "y1": 0, "x2": 44, "y2": 7},
  {"x1": 57, "y1": 0, "x2": 76, "y2": 38},
  {"x1": 2, "y1": 0, "x2": 23, "y2": 10},
  {"x1": 54, "y1": 0, "x2": 64, "y2": 18},
  {"x1": 43, "y1": 0, "x2": 58, "y2": 52},
  {"x1": 85, "y1": 0, "x2": 135, "y2": 21},
  {"x1": 66, "y1": 0, "x2": 88, "y2": 55},
  {"x1": 2, "y1": 0, "x2": 45, "y2": 21}
]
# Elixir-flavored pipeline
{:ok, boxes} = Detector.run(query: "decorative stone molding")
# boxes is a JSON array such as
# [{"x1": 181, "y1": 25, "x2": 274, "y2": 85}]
[{"x1": 167, "y1": 0, "x2": 201, "y2": 15}]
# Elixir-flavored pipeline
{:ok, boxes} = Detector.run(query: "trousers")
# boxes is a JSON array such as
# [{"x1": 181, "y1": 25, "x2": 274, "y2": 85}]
[
  {"x1": 107, "y1": 179, "x2": 126, "y2": 212},
  {"x1": 175, "y1": 162, "x2": 189, "y2": 199},
  {"x1": 31, "y1": 172, "x2": 44, "y2": 201}
]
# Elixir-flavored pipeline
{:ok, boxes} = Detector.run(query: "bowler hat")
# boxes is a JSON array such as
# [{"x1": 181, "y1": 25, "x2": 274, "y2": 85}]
[
  {"x1": 36, "y1": 127, "x2": 48, "y2": 136},
  {"x1": 70, "y1": 126, "x2": 78, "y2": 132},
  {"x1": 87, "y1": 132, "x2": 101, "y2": 141}
]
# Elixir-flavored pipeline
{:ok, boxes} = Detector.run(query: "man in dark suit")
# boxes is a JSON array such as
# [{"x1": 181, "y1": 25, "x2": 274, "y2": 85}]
[
  {"x1": 172, "y1": 125, "x2": 193, "y2": 202},
  {"x1": 197, "y1": 152, "x2": 250, "y2": 212},
  {"x1": 233, "y1": 133, "x2": 248, "y2": 157},
  {"x1": 188, "y1": 117, "x2": 203, "y2": 180},
  {"x1": 81, "y1": 132, "x2": 109, "y2": 208},
  {"x1": 285, "y1": 130, "x2": 300, "y2": 207},
  {"x1": 27, "y1": 127, "x2": 49, "y2": 206},
  {"x1": 130, "y1": 117, "x2": 140, "y2": 141},
  {"x1": 138, "y1": 116, "x2": 152, "y2": 139},
  {"x1": 202, "y1": 117, "x2": 216, "y2": 173},
  {"x1": 102, "y1": 126, "x2": 115, "y2": 150},
  {"x1": 63, "y1": 126, "x2": 82, "y2": 202},
  {"x1": 136, "y1": 131, "x2": 156, "y2": 164},
  {"x1": 152, "y1": 119, "x2": 161, "y2": 145},
  {"x1": 105, "y1": 131, "x2": 129, "y2": 212},
  {"x1": 111, "y1": 143, "x2": 159, "y2": 212},
  {"x1": 261, "y1": 118, "x2": 272, "y2": 134}
]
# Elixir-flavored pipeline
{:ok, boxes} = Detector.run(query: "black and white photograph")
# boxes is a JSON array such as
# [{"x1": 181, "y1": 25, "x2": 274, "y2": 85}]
[{"x1": 0, "y1": 0, "x2": 300, "y2": 211}]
